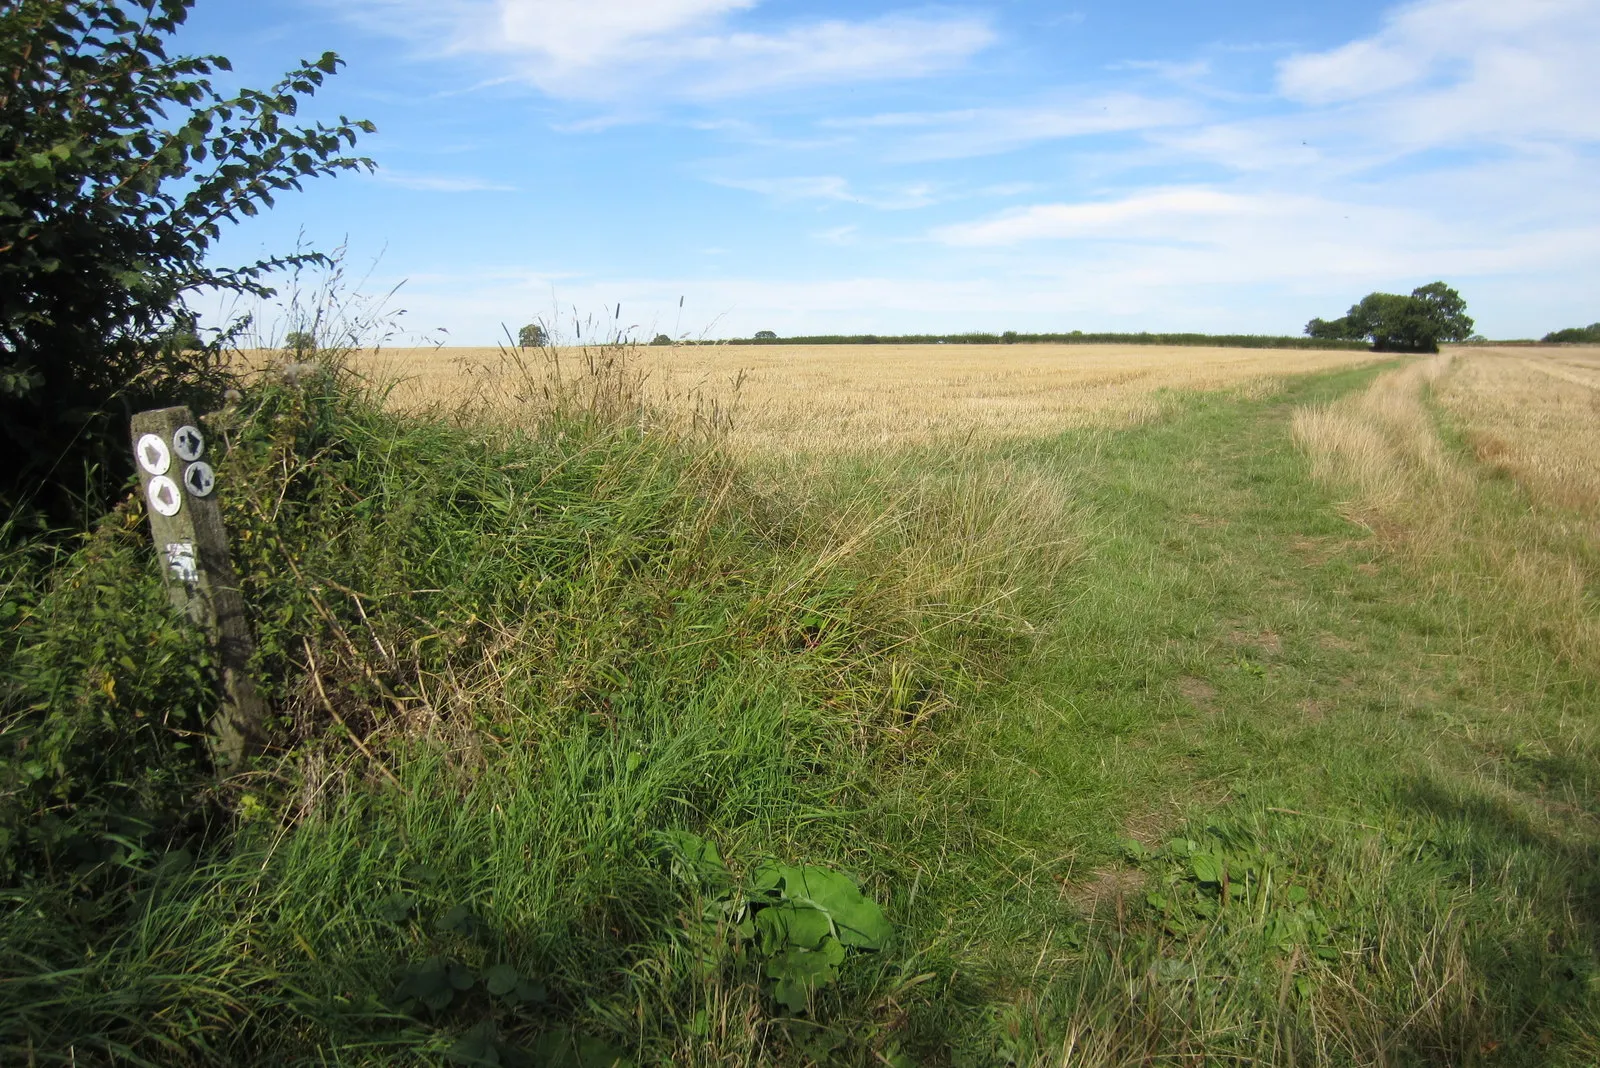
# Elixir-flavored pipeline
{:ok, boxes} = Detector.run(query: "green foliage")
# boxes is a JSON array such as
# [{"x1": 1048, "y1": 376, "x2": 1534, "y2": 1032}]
[
  {"x1": 0, "y1": 510, "x2": 217, "y2": 884},
  {"x1": 650, "y1": 333, "x2": 672, "y2": 346},
  {"x1": 0, "y1": 0, "x2": 373, "y2": 523},
  {"x1": 1542, "y1": 322, "x2": 1600, "y2": 343},
  {"x1": 752, "y1": 330, "x2": 778, "y2": 340},
  {"x1": 282, "y1": 329, "x2": 317, "y2": 355},
  {"x1": 1410, "y1": 281, "x2": 1474, "y2": 342},
  {"x1": 1304, "y1": 315, "x2": 1353, "y2": 340},
  {"x1": 1131, "y1": 827, "x2": 1340, "y2": 962},
  {"x1": 517, "y1": 322, "x2": 547, "y2": 348},
  {"x1": 1306, "y1": 281, "x2": 1474, "y2": 352},
  {"x1": 663, "y1": 832, "x2": 892, "y2": 1014}
]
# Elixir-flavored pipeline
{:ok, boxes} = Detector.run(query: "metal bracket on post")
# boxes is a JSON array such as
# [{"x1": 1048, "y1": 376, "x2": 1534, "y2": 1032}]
[{"x1": 131, "y1": 406, "x2": 266, "y2": 770}]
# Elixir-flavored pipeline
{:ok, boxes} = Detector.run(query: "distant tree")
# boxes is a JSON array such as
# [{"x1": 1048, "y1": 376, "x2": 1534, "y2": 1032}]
[
  {"x1": 0, "y1": 0, "x2": 374, "y2": 525},
  {"x1": 1410, "y1": 281, "x2": 1474, "y2": 343},
  {"x1": 518, "y1": 322, "x2": 547, "y2": 348},
  {"x1": 1542, "y1": 322, "x2": 1600, "y2": 343},
  {"x1": 753, "y1": 330, "x2": 778, "y2": 340},
  {"x1": 1305, "y1": 316, "x2": 1355, "y2": 340},
  {"x1": 650, "y1": 333, "x2": 672, "y2": 346},
  {"x1": 283, "y1": 330, "x2": 317, "y2": 356},
  {"x1": 1305, "y1": 282, "x2": 1473, "y2": 353},
  {"x1": 1001, "y1": 330, "x2": 1018, "y2": 343}
]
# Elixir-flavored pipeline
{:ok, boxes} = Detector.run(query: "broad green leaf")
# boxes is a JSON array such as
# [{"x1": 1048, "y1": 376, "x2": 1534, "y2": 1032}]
[
  {"x1": 437, "y1": 903, "x2": 479, "y2": 936},
  {"x1": 448, "y1": 1022, "x2": 502, "y2": 1067},
  {"x1": 532, "y1": 1029, "x2": 634, "y2": 1068},
  {"x1": 765, "y1": 937, "x2": 847, "y2": 1013},
  {"x1": 377, "y1": 892, "x2": 414, "y2": 923},
  {"x1": 783, "y1": 866, "x2": 892, "y2": 950},
  {"x1": 754, "y1": 901, "x2": 833, "y2": 953},
  {"x1": 484, "y1": 962, "x2": 520, "y2": 996},
  {"x1": 1190, "y1": 851, "x2": 1224, "y2": 885},
  {"x1": 393, "y1": 956, "x2": 458, "y2": 1012},
  {"x1": 659, "y1": 830, "x2": 730, "y2": 888}
]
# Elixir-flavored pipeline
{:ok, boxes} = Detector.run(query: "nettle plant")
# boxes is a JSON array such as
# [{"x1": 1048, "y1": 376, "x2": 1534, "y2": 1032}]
[{"x1": 662, "y1": 831, "x2": 893, "y2": 1013}]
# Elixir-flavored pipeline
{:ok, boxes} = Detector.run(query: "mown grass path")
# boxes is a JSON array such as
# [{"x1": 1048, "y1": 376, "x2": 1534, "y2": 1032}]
[{"x1": 878, "y1": 363, "x2": 1600, "y2": 1064}]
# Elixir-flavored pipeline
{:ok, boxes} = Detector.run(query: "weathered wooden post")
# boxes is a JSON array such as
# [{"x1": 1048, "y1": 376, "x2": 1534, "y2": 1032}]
[{"x1": 131, "y1": 406, "x2": 266, "y2": 769}]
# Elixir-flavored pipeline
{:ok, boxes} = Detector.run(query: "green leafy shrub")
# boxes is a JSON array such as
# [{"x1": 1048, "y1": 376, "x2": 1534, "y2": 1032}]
[
  {"x1": 0, "y1": 511, "x2": 217, "y2": 884},
  {"x1": 0, "y1": 0, "x2": 372, "y2": 525}
]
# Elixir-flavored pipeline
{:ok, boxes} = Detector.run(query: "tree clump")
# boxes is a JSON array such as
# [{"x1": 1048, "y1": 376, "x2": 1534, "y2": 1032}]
[
  {"x1": 1541, "y1": 323, "x2": 1600, "y2": 344},
  {"x1": 517, "y1": 322, "x2": 547, "y2": 348},
  {"x1": 0, "y1": 0, "x2": 373, "y2": 527},
  {"x1": 1306, "y1": 282, "x2": 1473, "y2": 353}
]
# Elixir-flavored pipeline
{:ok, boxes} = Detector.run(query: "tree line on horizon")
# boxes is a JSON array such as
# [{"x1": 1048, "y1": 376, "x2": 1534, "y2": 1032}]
[{"x1": 514, "y1": 281, "x2": 1592, "y2": 351}]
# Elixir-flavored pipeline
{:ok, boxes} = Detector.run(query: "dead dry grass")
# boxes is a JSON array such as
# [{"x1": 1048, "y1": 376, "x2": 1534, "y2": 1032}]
[{"x1": 335, "y1": 343, "x2": 1385, "y2": 453}]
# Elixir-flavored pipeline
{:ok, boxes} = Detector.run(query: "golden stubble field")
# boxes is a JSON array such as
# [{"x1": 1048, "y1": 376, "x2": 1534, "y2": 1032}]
[
  {"x1": 1435, "y1": 345, "x2": 1600, "y2": 513},
  {"x1": 347, "y1": 342, "x2": 1389, "y2": 452}
]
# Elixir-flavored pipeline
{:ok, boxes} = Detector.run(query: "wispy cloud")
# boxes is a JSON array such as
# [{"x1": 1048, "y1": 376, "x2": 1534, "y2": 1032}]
[
  {"x1": 713, "y1": 175, "x2": 939, "y2": 211},
  {"x1": 826, "y1": 93, "x2": 1198, "y2": 161},
  {"x1": 933, "y1": 189, "x2": 1258, "y2": 246},
  {"x1": 370, "y1": 170, "x2": 517, "y2": 193},
  {"x1": 339, "y1": 0, "x2": 994, "y2": 102}
]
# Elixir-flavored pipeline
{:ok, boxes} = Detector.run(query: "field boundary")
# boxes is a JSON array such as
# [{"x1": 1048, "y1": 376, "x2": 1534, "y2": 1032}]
[{"x1": 696, "y1": 331, "x2": 1370, "y2": 350}]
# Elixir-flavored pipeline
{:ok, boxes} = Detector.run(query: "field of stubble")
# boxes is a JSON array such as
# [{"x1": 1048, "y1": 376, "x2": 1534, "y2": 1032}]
[{"x1": 349, "y1": 342, "x2": 1389, "y2": 450}]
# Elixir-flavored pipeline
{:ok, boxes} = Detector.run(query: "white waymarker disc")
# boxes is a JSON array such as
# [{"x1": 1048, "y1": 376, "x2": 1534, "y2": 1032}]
[
  {"x1": 136, "y1": 433, "x2": 172, "y2": 475},
  {"x1": 172, "y1": 425, "x2": 205, "y2": 462},
  {"x1": 147, "y1": 475, "x2": 183, "y2": 516},
  {"x1": 183, "y1": 461, "x2": 216, "y2": 498}
]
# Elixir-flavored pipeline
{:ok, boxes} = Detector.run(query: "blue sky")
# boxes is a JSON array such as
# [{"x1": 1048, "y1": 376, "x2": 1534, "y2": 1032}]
[{"x1": 184, "y1": 0, "x2": 1600, "y2": 343}]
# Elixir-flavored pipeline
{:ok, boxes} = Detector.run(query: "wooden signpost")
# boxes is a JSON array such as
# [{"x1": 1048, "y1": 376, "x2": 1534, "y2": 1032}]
[{"x1": 131, "y1": 406, "x2": 266, "y2": 769}]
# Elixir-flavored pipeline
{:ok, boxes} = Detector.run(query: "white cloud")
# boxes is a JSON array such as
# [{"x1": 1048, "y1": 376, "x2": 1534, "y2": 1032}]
[
  {"x1": 308, "y1": 0, "x2": 1600, "y2": 342},
  {"x1": 1277, "y1": 0, "x2": 1600, "y2": 145},
  {"x1": 340, "y1": 0, "x2": 993, "y2": 101}
]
